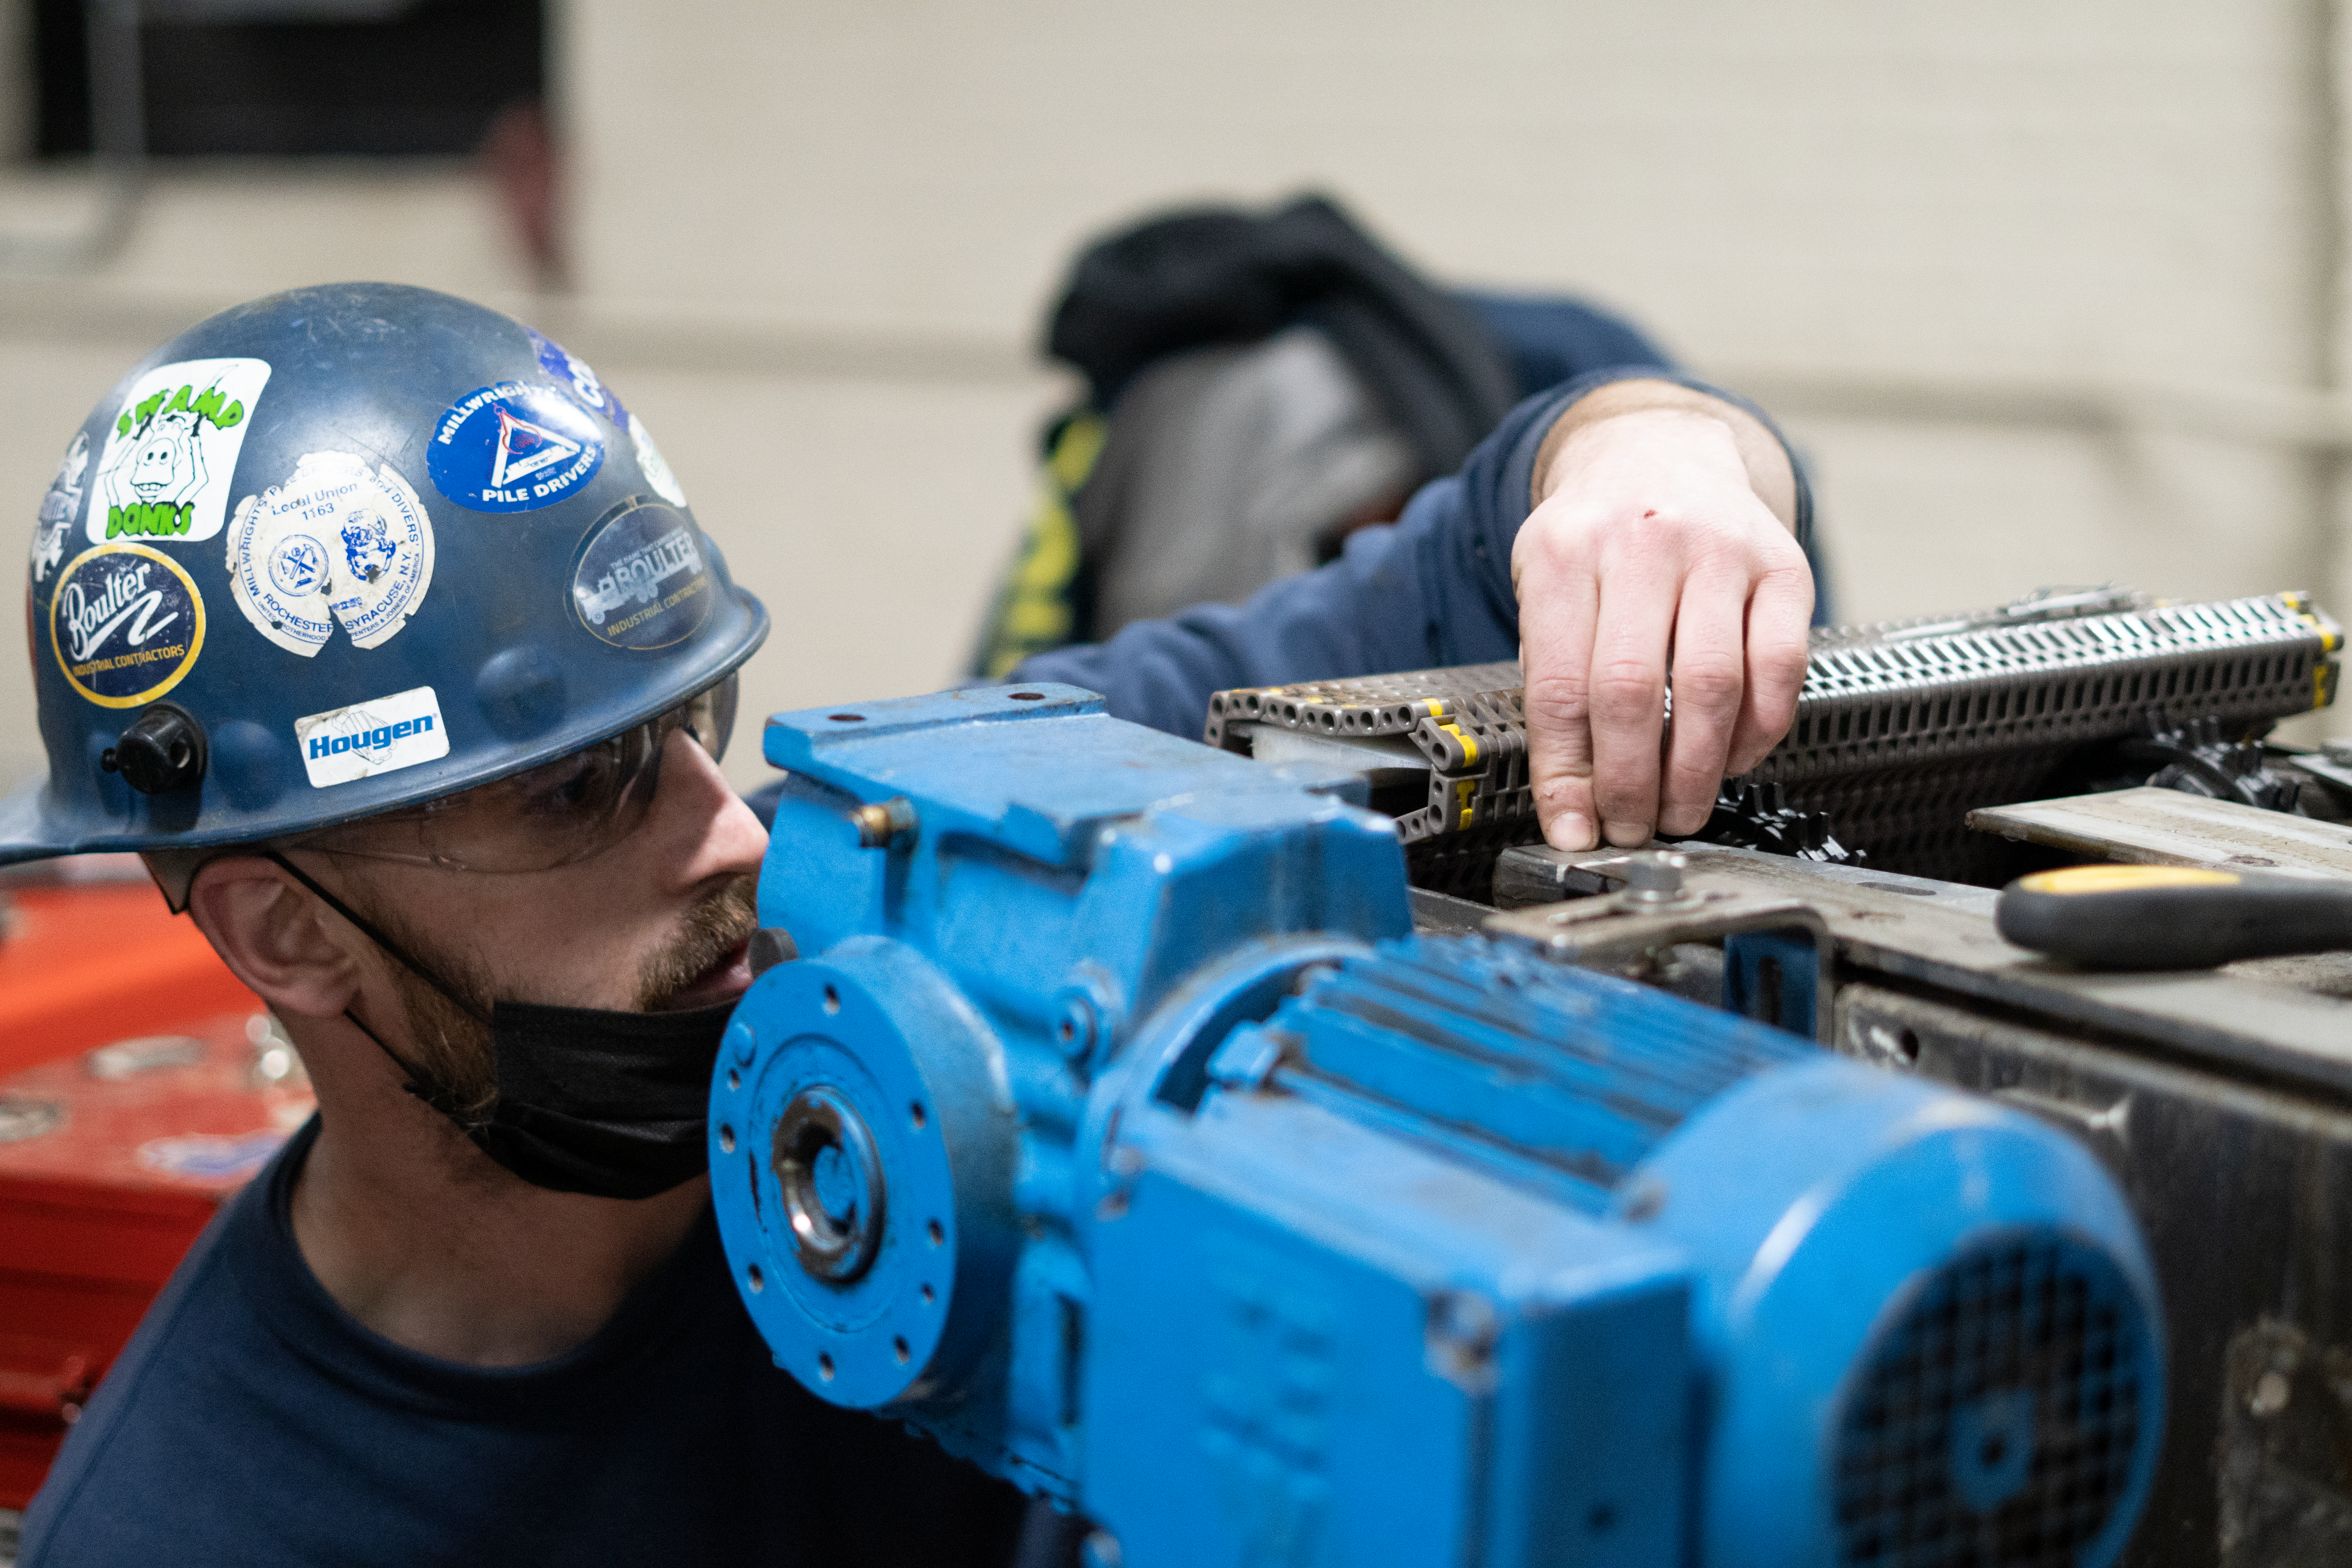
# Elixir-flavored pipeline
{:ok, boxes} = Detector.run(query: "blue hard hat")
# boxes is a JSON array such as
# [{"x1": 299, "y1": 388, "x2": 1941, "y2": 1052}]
[{"x1": 2, "y1": 282, "x2": 768, "y2": 864}]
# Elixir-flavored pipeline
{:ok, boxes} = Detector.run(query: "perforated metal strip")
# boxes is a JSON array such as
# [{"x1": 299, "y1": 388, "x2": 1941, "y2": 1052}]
[{"x1": 1207, "y1": 590, "x2": 2343, "y2": 883}]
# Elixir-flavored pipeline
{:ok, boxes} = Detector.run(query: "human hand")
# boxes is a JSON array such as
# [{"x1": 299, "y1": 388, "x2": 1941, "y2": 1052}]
[{"x1": 1512, "y1": 385, "x2": 1814, "y2": 852}]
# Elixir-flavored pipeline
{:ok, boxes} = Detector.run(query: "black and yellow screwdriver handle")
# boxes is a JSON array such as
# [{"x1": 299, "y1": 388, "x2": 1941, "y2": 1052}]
[{"x1": 1996, "y1": 864, "x2": 2352, "y2": 970}]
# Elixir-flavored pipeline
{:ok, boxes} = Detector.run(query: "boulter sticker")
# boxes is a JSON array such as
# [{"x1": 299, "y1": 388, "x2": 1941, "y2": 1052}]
[
  {"x1": 570, "y1": 501, "x2": 713, "y2": 650},
  {"x1": 49, "y1": 543, "x2": 207, "y2": 708},
  {"x1": 87, "y1": 358, "x2": 272, "y2": 544},
  {"x1": 31, "y1": 432, "x2": 88, "y2": 584},
  {"x1": 225, "y1": 452, "x2": 436, "y2": 657},
  {"x1": 426, "y1": 381, "x2": 604, "y2": 513}
]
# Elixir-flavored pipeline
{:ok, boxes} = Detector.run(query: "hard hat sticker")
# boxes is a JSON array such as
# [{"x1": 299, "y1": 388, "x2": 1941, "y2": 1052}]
[
  {"x1": 528, "y1": 329, "x2": 628, "y2": 428},
  {"x1": 294, "y1": 683, "x2": 450, "y2": 788},
  {"x1": 628, "y1": 412, "x2": 689, "y2": 508},
  {"x1": 570, "y1": 501, "x2": 714, "y2": 650},
  {"x1": 49, "y1": 542, "x2": 207, "y2": 709},
  {"x1": 226, "y1": 452, "x2": 437, "y2": 657},
  {"x1": 30, "y1": 432, "x2": 88, "y2": 584},
  {"x1": 85, "y1": 357, "x2": 272, "y2": 544},
  {"x1": 427, "y1": 381, "x2": 605, "y2": 513}
]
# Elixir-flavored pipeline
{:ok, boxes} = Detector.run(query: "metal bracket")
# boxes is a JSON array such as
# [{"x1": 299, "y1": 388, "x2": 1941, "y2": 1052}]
[{"x1": 1483, "y1": 851, "x2": 1834, "y2": 1042}]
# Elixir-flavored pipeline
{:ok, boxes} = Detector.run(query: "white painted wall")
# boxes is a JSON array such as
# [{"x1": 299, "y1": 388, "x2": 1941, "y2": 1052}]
[{"x1": 3, "y1": 2, "x2": 2350, "y2": 807}]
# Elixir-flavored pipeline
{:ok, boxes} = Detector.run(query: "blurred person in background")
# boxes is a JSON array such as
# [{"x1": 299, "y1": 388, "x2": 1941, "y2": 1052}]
[{"x1": 970, "y1": 194, "x2": 1826, "y2": 852}]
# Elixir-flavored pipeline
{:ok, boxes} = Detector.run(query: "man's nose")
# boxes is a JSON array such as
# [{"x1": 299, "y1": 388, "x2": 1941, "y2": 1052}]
[{"x1": 650, "y1": 723, "x2": 768, "y2": 886}]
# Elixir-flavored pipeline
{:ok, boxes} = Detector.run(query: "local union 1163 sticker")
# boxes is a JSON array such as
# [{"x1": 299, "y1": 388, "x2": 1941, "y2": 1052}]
[
  {"x1": 571, "y1": 502, "x2": 714, "y2": 650},
  {"x1": 86, "y1": 357, "x2": 272, "y2": 544},
  {"x1": 226, "y1": 452, "x2": 436, "y2": 657},
  {"x1": 49, "y1": 542, "x2": 207, "y2": 708},
  {"x1": 426, "y1": 381, "x2": 604, "y2": 513}
]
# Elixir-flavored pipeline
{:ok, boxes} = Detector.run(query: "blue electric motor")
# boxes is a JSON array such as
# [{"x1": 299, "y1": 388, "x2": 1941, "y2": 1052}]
[{"x1": 714, "y1": 685, "x2": 2164, "y2": 1568}]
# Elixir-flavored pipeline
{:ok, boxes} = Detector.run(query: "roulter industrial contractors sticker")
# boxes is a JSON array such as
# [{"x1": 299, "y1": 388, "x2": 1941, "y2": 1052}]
[
  {"x1": 49, "y1": 543, "x2": 207, "y2": 708},
  {"x1": 426, "y1": 381, "x2": 605, "y2": 513},
  {"x1": 570, "y1": 501, "x2": 714, "y2": 650},
  {"x1": 294, "y1": 684, "x2": 450, "y2": 788},
  {"x1": 86, "y1": 358, "x2": 272, "y2": 544},
  {"x1": 226, "y1": 452, "x2": 436, "y2": 657}
]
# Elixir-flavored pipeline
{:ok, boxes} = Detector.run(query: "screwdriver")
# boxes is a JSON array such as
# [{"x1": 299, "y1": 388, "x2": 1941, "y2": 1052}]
[{"x1": 1996, "y1": 863, "x2": 2352, "y2": 970}]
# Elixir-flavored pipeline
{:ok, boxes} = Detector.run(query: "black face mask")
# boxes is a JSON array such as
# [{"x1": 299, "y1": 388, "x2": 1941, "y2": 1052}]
[{"x1": 268, "y1": 853, "x2": 734, "y2": 1201}]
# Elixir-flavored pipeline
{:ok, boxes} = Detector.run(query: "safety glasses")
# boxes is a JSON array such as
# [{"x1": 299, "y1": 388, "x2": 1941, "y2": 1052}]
[{"x1": 278, "y1": 672, "x2": 740, "y2": 875}]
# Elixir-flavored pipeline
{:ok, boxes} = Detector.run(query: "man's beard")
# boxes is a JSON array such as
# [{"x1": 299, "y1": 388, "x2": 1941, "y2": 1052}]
[{"x1": 367, "y1": 873, "x2": 759, "y2": 1124}]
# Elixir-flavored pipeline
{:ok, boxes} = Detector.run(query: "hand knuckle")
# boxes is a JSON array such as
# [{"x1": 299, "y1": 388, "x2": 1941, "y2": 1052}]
[{"x1": 1523, "y1": 672, "x2": 1593, "y2": 726}]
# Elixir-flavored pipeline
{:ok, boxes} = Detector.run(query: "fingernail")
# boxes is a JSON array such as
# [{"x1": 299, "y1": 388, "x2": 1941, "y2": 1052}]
[
  {"x1": 1547, "y1": 812, "x2": 1597, "y2": 851},
  {"x1": 1603, "y1": 819, "x2": 1650, "y2": 848}
]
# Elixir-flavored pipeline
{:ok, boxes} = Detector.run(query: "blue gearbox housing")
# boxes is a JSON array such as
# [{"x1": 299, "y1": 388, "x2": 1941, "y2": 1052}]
[{"x1": 714, "y1": 684, "x2": 2165, "y2": 1568}]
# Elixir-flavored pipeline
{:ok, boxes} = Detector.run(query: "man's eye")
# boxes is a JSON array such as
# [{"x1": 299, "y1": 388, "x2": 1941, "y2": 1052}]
[{"x1": 514, "y1": 751, "x2": 614, "y2": 815}]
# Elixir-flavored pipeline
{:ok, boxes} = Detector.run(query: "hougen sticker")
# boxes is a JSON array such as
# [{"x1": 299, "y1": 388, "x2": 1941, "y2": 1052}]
[
  {"x1": 426, "y1": 382, "x2": 604, "y2": 513},
  {"x1": 31, "y1": 432, "x2": 87, "y2": 584},
  {"x1": 226, "y1": 452, "x2": 436, "y2": 657},
  {"x1": 294, "y1": 684, "x2": 450, "y2": 788},
  {"x1": 628, "y1": 412, "x2": 688, "y2": 508},
  {"x1": 570, "y1": 501, "x2": 713, "y2": 650},
  {"x1": 528, "y1": 329, "x2": 627, "y2": 428},
  {"x1": 86, "y1": 357, "x2": 272, "y2": 544},
  {"x1": 49, "y1": 543, "x2": 207, "y2": 708}
]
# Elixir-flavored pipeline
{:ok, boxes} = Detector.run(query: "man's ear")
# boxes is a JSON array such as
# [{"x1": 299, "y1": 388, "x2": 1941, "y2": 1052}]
[{"x1": 187, "y1": 855, "x2": 362, "y2": 1021}]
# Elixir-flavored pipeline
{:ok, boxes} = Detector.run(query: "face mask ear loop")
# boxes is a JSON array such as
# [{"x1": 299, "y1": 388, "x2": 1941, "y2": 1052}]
[{"x1": 264, "y1": 850, "x2": 492, "y2": 1123}]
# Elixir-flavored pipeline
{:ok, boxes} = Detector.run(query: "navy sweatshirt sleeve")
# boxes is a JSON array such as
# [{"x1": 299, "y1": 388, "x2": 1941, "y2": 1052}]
[{"x1": 1011, "y1": 368, "x2": 1818, "y2": 740}]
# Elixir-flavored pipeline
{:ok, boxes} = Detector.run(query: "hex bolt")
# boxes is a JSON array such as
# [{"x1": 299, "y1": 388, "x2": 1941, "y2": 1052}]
[{"x1": 1621, "y1": 850, "x2": 1691, "y2": 905}]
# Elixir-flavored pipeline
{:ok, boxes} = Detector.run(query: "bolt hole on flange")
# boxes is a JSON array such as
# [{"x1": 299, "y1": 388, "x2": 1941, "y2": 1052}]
[
  {"x1": 926, "y1": 1219, "x2": 945, "y2": 1247},
  {"x1": 909, "y1": 1100, "x2": 927, "y2": 1129},
  {"x1": 822, "y1": 985, "x2": 841, "y2": 1015}
]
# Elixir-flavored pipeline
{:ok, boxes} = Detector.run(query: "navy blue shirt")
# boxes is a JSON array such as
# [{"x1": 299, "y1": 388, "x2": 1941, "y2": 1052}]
[
  {"x1": 1010, "y1": 369, "x2": 1819, "y2": 740},
  {"x1": 21, "y1": 1117, "x2": 1027, "y2": 1566}
]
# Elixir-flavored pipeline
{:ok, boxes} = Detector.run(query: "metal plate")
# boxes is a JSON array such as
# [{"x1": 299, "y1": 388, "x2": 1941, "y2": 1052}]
[
  {"x1": 1493, "y1": 840, "x2": 2352, "y2": 1102},
  {"x1": 1969, "y1": 785, "x2": 2352, "y2": 880}
]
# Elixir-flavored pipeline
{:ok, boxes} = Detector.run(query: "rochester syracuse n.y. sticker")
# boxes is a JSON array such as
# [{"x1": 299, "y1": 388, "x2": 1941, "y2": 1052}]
[
  {"x1": 426, "y1": 381, "x2": 604, "y2": 513},
  {"x1": 86, "y1": 358, "x2": 272, "y2": 544},
  {"x1": 50, "y1": 543, "x2": 207, "y2": 708},
  {"x1": 226, "y1": 452, "x2": 436, "y2": 657}
]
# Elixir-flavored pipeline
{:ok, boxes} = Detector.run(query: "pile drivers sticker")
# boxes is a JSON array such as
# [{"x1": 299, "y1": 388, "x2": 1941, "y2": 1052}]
[
  {"x1": 426, "y1": 381, "x2": 604, "y2": 512},
  {"x1": 87, "y1": 358, "x2": 272, "y2": 543},
  {"x1": 570, "y1": 501, "x2": 714, "y2": 650},
  {"x1": 49, "y1": 543, "x2": 207, "y2": 708},
  {"x1": 226, "y1": 452, "x2": 437, "y2": 657}
]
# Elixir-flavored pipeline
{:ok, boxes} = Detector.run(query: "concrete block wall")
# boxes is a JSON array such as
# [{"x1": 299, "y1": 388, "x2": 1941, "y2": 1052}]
[{"x1": 2, "y1": 1, "x2": 2349, "y2": 808}]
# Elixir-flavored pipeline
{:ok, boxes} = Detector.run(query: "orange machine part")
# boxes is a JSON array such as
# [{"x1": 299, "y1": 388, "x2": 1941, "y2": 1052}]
[
  {"x1": 0, "y1": 1000, "x2": 308, "y2": 1509},
  {"x1": 0, "y1": 884, "x2": 260, "y2": 1078}
]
